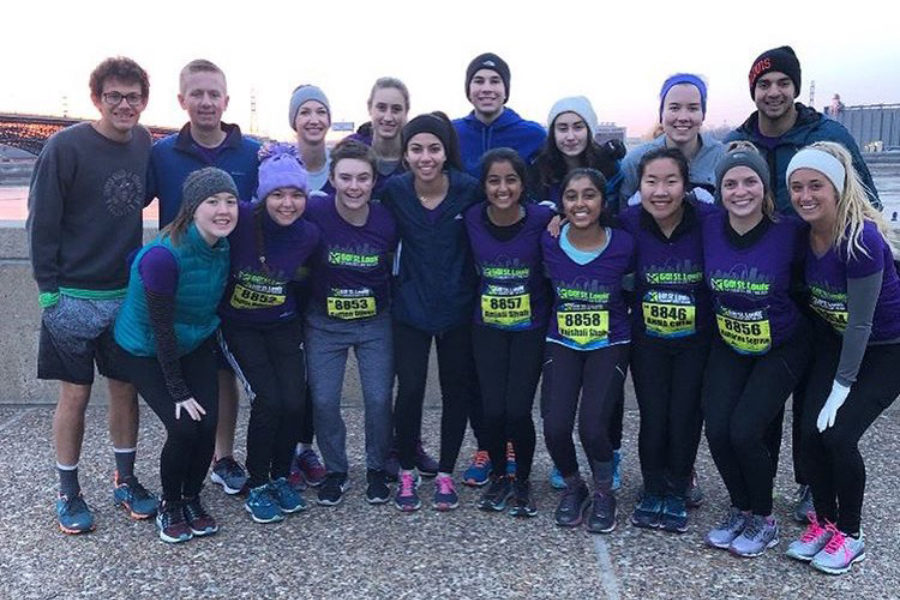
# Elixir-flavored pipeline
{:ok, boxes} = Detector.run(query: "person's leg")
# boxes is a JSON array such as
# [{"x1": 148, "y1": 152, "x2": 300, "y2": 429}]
[
  {"x1": 472, "y1": 324, "x2": 511, "y2": 479},
  {"x1": 107, "y1": 378, "x2": 138, "y2": 474},
  {"x1": 666, "y1": 342, "x2": 709, "y2": 497},
  {"x1": 434, "y1": 323, "x2": 479, "y2": 474},
  {"x1": 578, "y1": 345, "x2": 626, "y2": 465},
  {"x1": 542, "y1": 344, "x2": 584, "y2": 478},
  {"x1": 305, "y1": 316, "x2": 351, "y2": 476},
  {"x1": 266, "y1": 323, "x2": 306, "y2": 481},
  {"x1": 180, "y1": 340, "x2": 221, "y2": 499},
  {"x1": 54, "y1": 382, "x2": 92, "y2": 495},
  {"x1": 392, "y1": 322, "x2": 432, "y2": 471},
  {"x1": 214, "y1": 370, "x2": 239, "y2": 460},
  {"x1": 354, "y1": 314, "x2": 394, "y2": 473},
  {"x1": 630, "y1": 338, "x2": 673, "y2": 497},
  {"x1": 503, "y1": 328, "x2": 545, "y2": 483}
]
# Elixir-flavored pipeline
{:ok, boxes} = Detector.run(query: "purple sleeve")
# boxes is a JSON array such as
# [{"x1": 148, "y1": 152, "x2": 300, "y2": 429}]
[
  {"x1": 138, "y1": 246, "x2": 178, "y2": 295},
  {"x1": 846, "y1": 223, "x2": 885, "y2": 280}
]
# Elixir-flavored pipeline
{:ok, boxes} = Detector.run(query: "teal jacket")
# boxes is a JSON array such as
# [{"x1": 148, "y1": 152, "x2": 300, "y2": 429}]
[{"x1": 114, "y1": 224, "x2": 230, "y2": 357}]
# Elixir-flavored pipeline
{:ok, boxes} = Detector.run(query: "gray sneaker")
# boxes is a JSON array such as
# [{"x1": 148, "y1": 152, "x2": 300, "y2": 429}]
[
  {"x1": 793, "y1": 484, "x2": 814, "y2": 523},
  {"x1": 706, "y1": 507, "x2": 749, "y2": 549},
  {"x1": 729, "y1": 514, "x2": 779, "y2": 557},
  {"x1": 811, "y1": 527, "x2": 865, "y2": 575},
  {"x1": 786, "y1": 513, "x2": 833, "y2": 562}
]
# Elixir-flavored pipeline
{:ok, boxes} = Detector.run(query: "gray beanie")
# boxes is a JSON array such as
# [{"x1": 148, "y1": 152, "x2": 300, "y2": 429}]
[
  {"x1": 181, "y1": 167, "x2": 239, "y2": 216},
  {"x1": 288, "y1": 84, "x2": 330, "y2": 130},
  {"x1": 715, "y1": 147, "x2": 771, "y2": 194},
  {"x1": 547, "y1": 96, "x2": 598, "y2": 138}
]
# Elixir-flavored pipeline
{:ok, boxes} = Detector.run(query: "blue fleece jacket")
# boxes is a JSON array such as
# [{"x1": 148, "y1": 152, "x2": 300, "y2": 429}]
[
  {"x1": 725, "y1": 103, "x2": 880, "y2": 214},
  {"x1": 453, "y1": 107, "x2": 546, "y2": 178},
  {"x1": 149, "y1": 122, "x2": 260, "y2": 227}
]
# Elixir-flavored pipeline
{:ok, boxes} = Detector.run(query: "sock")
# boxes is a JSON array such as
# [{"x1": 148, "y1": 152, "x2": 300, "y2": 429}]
[
  {"x1": 58, "y1": 463, "x2": 80, "y2": 498},
  {"x1": 114, "y1": 447, "x2": 137, "y2": 482},
  {"x1": 437, "y1": 471, "x2": 452, "y2": 480}
]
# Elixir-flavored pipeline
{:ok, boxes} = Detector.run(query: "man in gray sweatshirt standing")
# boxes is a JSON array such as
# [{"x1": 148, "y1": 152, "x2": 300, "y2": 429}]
[{"x1": 27, "y1": 56, "x2": 158, "y2": 534}]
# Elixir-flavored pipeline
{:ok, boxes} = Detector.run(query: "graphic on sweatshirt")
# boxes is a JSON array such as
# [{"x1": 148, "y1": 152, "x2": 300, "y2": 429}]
[{"x1": 103, "y1": 169, "x2": 144, "y2": 217}]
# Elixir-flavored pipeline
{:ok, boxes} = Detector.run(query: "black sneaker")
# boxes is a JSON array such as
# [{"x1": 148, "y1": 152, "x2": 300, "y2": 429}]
[
  {"x1": 686, "y1": 469, "x2": 704, "y2": 508},
  {"x1": 366, "y1": 469, "x2": 390, "y2": 505},
  {"x1": 317, "y1": 473, "x2": 349, "y2": 506},
  {"x1": 478, "y1": 475, "x2": 513, "y2": 512},
  {"x1": 587, "y1": 491, "x2": 617, "y2": 534},
  {"x1": 555, "y1": 479, "x2": 590, "y2": 527},
  {"x1": 508, "y1": 480, "x2": 537, "y2": 518},
  {"x1": 793, "y1": 484, "x2": 813, "y2": 523},
  {"x1": 183, "y1": 496, "x2": 218, "y2": 537}
]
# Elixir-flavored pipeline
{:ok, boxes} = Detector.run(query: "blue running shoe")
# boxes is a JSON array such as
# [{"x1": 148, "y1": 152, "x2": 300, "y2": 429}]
[
  {"x1": 433, "y1": 474, "x2": 459, "y2": 511},
  {"x1": 394, "y1": 470, "x2": 421, "y2": 512},
  {"x1": 245, "y1": 484, "x2": 285, "y2": 524},
  {"x1": 811, "y1": 525, "x2": 865, "y2": 575},
  {"x1": 549, "y1": 466, "x2": 567, "y2": 490},
  {"x1": 113, "y1": 471, "x2": 158, "y2": 520},
  {"x1": 631, "y1": 493, "x2": 663, "y2": 529},
  {"x1": 210, "y1": 456, "x2": 248, "y2": 495},
  {"x1": 660, "y1": 495, "x2": 689, "y2": 533},
  {"x1": 611, "y1": 450, "x2": 622, "y2": 491},
  {"x1": 270, "y1": 477, "x2": 307, "y2": 513},
  {"x1": 57, "y1": 494, "x2": 95, "y2": 534},
  {"x1": 462, "y1": 451, "x2": 491, "y2": 487}
]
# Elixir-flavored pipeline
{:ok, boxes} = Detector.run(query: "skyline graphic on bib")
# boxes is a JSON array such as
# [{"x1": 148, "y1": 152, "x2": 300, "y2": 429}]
[{"x1": 643, "y1": 258, "x2": 703, "y2": 286}]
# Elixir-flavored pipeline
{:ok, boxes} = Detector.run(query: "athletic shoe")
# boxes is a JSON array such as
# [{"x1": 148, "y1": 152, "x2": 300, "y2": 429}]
[
  {"x1": 394, "y1": 470, "x2": 421, "y2": 512},
  {"x1": 156, "y1": 501, "x2": 192, "y2": 543},
  {"x1": 182, "y1": 496, "x2": 218, "y2": 537},
  {"x1": 786, "y1": 512, "x2": 833, "y2": 562},
  {"x1": 57, "y1": 494, "x2": 95, "y2": 534},
  {"x1": 509, "y1": 480, "x2": 537, "y2": 518},
  {"x1": 660, "y1": 495, "x2": 689, "y2": 533},
  {"x1": 631, "y1": 493, "x2": 663, "y2": 529},
  {"x1": 729, "y1": 514, "x2": 779, "y2": 557},
  {"x1": 706, "y1": 507, "x2": 749, "y2": 549},
  {"x1": 366, "y1": 469, "x2": 390, "y2": 504},
  {"x1": 587, "y1": 491, "x2": 617, "y2": 534},
  {"x1": 317, "y1": 473, "x2": 350, "y2": 507},
  {"x1": 112, "y1": 471, "x2": 158, "y2": 519},
  {"x1": 811, "y1": 525, "x2": 866, "y2": 575},
  {"x1": 294, "y1": 449, "x2": 327, "y2": 487},
  {"x1": 462, "y1": 451, "x2": 491, "y2": 487},
  {"x1": 611, "y1": 449, "x2": 622, "y2": 491},
  {"x1": 287, "y1": 465, "x2": 308, "y2": 492},
  {"x1": 686, "y1": 469, "x2": 704, "y2": 509},
  {"x1": 270, "y1": 477, "x2": 307, "y2": 513},
  {"x1": 478, "y1": 475, "x2": 513, "y2": 512},
  {"x1": 415, "y1": 442, "x2": 439, "y2": 478},
  {"x1": 555, "y1": 479, "x2": 590, "y2": 527},
  {"x1": 383, "y1": 449, "x2": 400, "y2": 483},
  {"x1": 505, "y1": 442, "x2": 517, "y2": 477},
  {"x1": 793, "y1": 484, "x2": 814, "y2": 524},
  {"x1": 210, "y1": 456, "x2": 248, "y2": 495},
  {"x1": 433, "y1": 474, "x2": 459, "y2": 511},
  {"x1": 549, "y1": 466, "x2": 566, "y2": 490},
  {"x1": 245, "y1": 484, "x2": 284, "y2": 524}
]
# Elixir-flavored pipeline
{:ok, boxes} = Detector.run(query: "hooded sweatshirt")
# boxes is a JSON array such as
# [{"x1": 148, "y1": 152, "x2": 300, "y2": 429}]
[{"x1": 453, "y1": 107, "x2": 546, "y2": 178}]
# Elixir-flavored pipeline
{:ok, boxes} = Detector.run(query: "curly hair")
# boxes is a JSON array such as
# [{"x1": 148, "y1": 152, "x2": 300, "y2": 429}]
[{"x1": 89, "y1": 57, "x2": 150, "y2": 101}]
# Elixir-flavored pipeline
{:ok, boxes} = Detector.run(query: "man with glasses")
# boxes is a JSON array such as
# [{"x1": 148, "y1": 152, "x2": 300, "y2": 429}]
[{"x1": 27, "y1": 56, "x2": 156, "y2": 534}]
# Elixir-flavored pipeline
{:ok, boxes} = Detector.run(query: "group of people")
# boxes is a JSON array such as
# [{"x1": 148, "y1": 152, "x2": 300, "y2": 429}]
[{"x1": 26, "y1": 45, "x2": 896, "y2": 577}]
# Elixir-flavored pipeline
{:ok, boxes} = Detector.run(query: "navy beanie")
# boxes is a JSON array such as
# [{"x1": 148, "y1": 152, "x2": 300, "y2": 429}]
[
  {"x1": 465, "y1": 53, "x2": 510, "y2": 103},
  {"x1": 748, "y1": 46, "x2": 801, "y2": 99}
]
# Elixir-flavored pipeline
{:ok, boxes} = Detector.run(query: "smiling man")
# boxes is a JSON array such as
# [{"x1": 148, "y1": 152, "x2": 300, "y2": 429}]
[
  {"x1": 27, "y1": 56, "x2": 156, "y2": 534},
  {"x1": 453, "y1": 52, "x2": 546, "y2": 179},
  {"x1": 725, "y1": 46, "x2": 879, "y2": 214}
]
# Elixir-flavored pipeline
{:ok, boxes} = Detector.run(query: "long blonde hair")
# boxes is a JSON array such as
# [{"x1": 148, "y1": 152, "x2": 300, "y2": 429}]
[{"x1": 803, "y1": 141, "x2": 899, "y2": 261}]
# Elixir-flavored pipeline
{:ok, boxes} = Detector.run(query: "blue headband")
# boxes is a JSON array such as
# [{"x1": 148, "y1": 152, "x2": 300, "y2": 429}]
[{"x1": 659, "y1": 73, "x2": 707, "y2": 121}]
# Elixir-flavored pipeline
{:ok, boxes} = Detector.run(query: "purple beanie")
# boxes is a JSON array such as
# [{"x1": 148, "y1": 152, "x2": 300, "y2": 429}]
[{"x1": 256, "y1": 143, "x2": 308, "y2": 201}]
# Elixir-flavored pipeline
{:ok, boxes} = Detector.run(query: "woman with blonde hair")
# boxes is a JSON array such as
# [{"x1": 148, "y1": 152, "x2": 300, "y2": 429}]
[{"x1": 784, "y1": 141, "x2": 900, "y2": 574}]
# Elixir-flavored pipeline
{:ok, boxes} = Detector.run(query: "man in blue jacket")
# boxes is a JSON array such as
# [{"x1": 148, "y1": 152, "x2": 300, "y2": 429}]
[
  {"x1": 725, "y1": 46, "x2": 880, "y2": 213},
  {"x1": 148, "y1": 59, "x2": 260, "y2": 496},
  {"x1": 453, "y1": 53, "x2": 546, "y2": 179}
]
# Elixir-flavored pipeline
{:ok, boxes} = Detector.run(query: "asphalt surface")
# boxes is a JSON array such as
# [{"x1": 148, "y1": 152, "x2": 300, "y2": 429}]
[{"x1": 2, "y1": 384, "x2": 899, "y2": 600}]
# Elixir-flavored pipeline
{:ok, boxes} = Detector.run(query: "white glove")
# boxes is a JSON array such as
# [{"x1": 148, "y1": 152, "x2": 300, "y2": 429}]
[
  {"x1": 175, "y1": 398, "x2": 206, "y2": 421},
  {"x1": 816, "y1": 381, "x2": 851, "y2": 433}
]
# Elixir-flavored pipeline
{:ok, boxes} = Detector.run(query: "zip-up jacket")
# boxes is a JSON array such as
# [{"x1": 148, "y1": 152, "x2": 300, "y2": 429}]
[{"x1": 453, "y1": 107, "x2": 546, "y2": 178}]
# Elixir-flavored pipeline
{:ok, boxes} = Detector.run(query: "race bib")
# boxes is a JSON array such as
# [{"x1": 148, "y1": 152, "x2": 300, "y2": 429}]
[
  {"x1": 716, "y1": 309, "x2": 771, "y2": 355},
  {"x1": 809, "y1": 297, "x2": 848, "y2": 334},
  {"x1": 641, "y1": 291, "x2": 696, "y2": 338},
  {"x1": 556, "y1": 308, "x2": 609, "y2": 347},
  {"x1": 327, "y1": 296, "x2": 376, "y2": 320},
  {"x1": 230, "y1": 283, "x2": 285, "y2": 309},
  {"x1": 481, "y1": 293, "x2": 532, "y2": 328}
]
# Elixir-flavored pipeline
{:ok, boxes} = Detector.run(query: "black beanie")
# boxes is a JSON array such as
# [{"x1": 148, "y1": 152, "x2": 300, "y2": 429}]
[
  {"x1": 748, "y1": 46, "x2": 801, "y2": 99},
  {"x1": 465, "y1": 53, "x2": 510, "y2": 104},
  {"x1": 402, "y1": 114, "x2": 452, "y2": 153}
]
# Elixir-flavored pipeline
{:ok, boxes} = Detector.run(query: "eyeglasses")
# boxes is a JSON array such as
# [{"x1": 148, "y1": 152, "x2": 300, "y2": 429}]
[{"x1": 101, "y1": 92, "x2": 144, "y2": 107}]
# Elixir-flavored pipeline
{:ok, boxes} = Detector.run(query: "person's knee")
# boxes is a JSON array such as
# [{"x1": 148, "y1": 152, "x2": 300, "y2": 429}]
[
  {"x1": 729, "y1": 419, "x2": 763, "y2": 455},
  {"x1": 820, "y1": 426, "x2": 856, "y2": 455}
]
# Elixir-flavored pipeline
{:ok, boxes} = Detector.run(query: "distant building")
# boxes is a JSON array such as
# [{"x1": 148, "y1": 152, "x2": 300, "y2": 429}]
[{"x1": 595, "y1": 122, "x2": 626, "y2": 144}]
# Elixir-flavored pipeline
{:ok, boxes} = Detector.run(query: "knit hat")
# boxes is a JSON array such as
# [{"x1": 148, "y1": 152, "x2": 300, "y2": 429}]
[
  {"x1": 181, "y1": 167, "x2": 239, "y2": 216},
  {"x1": 257, "y1": 143, "x2": 308, "y2": 201},
  {"x1": 547, "y1": 96, "x2": 598, "y2": 139},
  {"x1": 715, "y1": 146, "x2": 771, "y2": 194},
  {"x1": 402, "y1": 114, "x2": 452, "y2": 154},
  {"x1": 465, "y1": 53, "x2": 510, "y2": 103},
  {"x1": 659, "y1": 73, "x2": 707, "y2": 120},
  {"x1": 786, "y1": 147, "x2": 846, "y2": 194},
  {"x1": 748, "y1": 46, "x2": 801, "y2": 99},
  {"x1": 288, "y1": 84, "x2": 330, "y2": 131}
]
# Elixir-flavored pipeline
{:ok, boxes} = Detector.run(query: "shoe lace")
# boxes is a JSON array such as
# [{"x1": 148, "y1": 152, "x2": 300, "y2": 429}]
[
  {"x1": 62, "y1": 494, "x2": 89, "y2": 516},
  {"x1": 559, "y1": 486, "x2": 583, "y2": 513},
  {"x1": 398, "y1": 472, "x2": 416, "y2": 498},
  {"x1": 717, "y1": 508, "x2": 744, "y2": 531},
  {"x1": 822, "y1": 522, "x2": 848, "y2": 556},
  {"x1": 741, "y1": 516, "x2": 764, "y2": 539},
  {"x1": 161, "y1": 501, "x2": 185, "y2": 526},
  {"x1": 128, "y1": 479, "x2": 152, "y2": 501},
  {"x1": 471, "y1": 451, "x2": 489, "y2": 468},
  {"x1": 437, "y1": 476, "x2": 455, "y2": 496},
  {"x1": 799, "y1": 513, "x2": 825, "y2": 543},
  {"x1": 183, "y1": 498, "x2": 209, "y2": 521},
  {"x1": 218, "y1": 456, "x2": 243, "y2": 479}
]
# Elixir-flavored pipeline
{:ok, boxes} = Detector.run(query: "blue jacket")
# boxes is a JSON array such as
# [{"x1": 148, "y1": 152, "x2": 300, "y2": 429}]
[
  {"x1": 725, "y1": 103, "x2": 880, "y2": 214},
  {"x1": 453, "y1": 107, "x2": 546, "y2": 178},
  {"x1": 149, "y1": 123, "x2": 260, "y2": 227},
  {"x1": 380, "y1": 169, "x2": 481, "y2": 333}
]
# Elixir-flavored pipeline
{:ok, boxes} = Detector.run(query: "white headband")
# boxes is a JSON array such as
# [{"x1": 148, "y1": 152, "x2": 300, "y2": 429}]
[{"x1": 786, "y1": 148, "x2": 846, "y2": 194}]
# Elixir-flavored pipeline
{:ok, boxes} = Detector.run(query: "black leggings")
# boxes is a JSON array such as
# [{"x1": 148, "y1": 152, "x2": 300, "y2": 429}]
[
  {"x1": 543, "y1": 343, "x2": 629, "y2": 477},
  {"x1": 631, "y1": 335, "x2": 709, "y2": 496},
  {"x1": 393, "y1": 321, "x2": 478, "y2": 473},
  {"x1": 702, "y1": 329, "x2": 812, "y2": 515},
  {"x1": 122, "y1": 337, "x2": 219, "y2": 502},
  {"x1": 472, "y1": 324, "x2": 544, "y2": 481},
  {"x1": 222, "y1": 319, "x2": 306, "y2": 489},
  {"x1": 801, "y1": 326, "x2": 900, "y2": 534}
]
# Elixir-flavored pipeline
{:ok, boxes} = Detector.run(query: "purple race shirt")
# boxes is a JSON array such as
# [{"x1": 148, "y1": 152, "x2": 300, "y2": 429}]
[
  {"x1": 305, "y1": 195, "x2": 398, "y2": 321},
  {"x1": 805, "y1": 220, "x2": 900, "y2": 341},
  {"x1": 702, "y1": 213, "x2": 805, "y2": 355},
  {"x1": 541, "y1": 227, "x2": 635, "y2": 350},
  {"x1": 465, "y1": 203, "x2": 554, "y2": 331},
  {"x1": 620, "y1": 201, "x2": 717, "y2": 341},
  {"x1": 219, "y1": 202, "x2": 320, "y2": 325}
]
